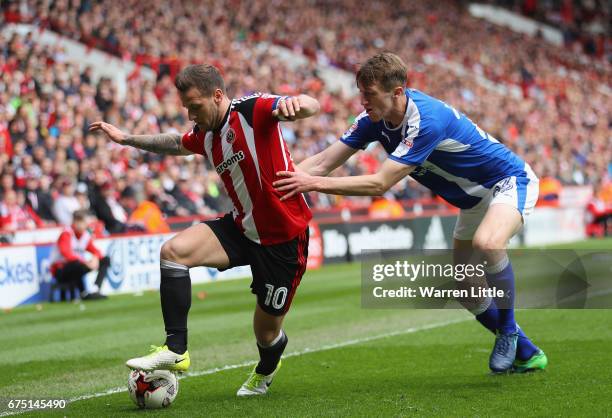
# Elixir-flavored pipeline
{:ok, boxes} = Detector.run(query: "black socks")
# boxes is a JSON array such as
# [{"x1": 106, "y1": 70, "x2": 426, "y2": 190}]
[
  {"x1": 94, "y1": 256, "x2": 110, "y2": 288},
  {"x1": 160, "y1": 259, "x2": 191, "y2": 355},
  {"x1": 255, "y1": 330, "x2": 288, "y2": 375}
]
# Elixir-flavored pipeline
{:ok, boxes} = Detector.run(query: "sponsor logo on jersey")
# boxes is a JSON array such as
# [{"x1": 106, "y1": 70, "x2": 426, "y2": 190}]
[
  {"x1": 215, "y1": 151, "x2": 245, "y2": 174},
  {"x1": 381, "y1": 131, "x2": 391, "y2": 143},
  {"x1": 225, "y1": 128, "x2": 236, "y2": 144}
]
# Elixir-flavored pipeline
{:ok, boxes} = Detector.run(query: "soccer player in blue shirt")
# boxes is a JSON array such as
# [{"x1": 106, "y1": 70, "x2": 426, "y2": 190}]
[{"x1": 274, "y1": 52, "x2": 547, "y2": 373}]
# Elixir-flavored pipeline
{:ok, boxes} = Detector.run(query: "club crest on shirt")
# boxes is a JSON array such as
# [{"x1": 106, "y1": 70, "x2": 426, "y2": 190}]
[{"x1": 225, "y1": 128, "x2": 236, "y2": 144}]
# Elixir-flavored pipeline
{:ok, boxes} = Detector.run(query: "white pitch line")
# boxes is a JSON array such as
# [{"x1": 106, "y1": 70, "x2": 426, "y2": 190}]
[{"x1": 0, "y1": 317, "x2": 468, "y2": 417}]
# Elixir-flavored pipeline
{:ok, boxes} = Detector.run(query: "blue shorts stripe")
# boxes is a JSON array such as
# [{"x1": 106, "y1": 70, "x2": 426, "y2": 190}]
[{"x1": 516, "y1": 176, "x2": 529, "y2": 214}]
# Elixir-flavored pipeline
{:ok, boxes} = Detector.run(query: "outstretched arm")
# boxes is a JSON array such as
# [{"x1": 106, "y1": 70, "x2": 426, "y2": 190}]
[
  {"x1": 274, "y1": 158, "x2": 415, "y2": 200},
  {"x1": 89, "y1": 121, "x2": 193, "y2": 155},
  {"x1": 124, "y1": 133, "x2": 192, "y2": 155},
  {"x1": 297, "y1": 141, "x2": 358, "y2": 176},
  {"x1": 272, "y1": 94, "x2": 320, "y2": 121}
]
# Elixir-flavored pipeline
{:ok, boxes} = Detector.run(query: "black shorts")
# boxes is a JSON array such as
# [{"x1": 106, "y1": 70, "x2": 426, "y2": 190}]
[{"x1": 203, "y1": 213, "x2": 309, "y2": 316}]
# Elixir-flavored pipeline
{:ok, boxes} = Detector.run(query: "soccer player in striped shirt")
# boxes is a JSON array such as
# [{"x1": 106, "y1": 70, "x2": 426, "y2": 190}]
[
  {"x1": 90, "y1": 64, "x2": 319, "y2": 396},
  {"x1": 274, "y1": 52, "x2": 547, "y2": 374}
]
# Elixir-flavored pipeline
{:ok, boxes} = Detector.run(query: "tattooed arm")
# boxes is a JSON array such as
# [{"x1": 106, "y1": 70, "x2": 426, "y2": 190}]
[
  {"x1": 88, "y1": 122, "x2": 192, "y2": 155},
  {"x1": 123, "y1": 133, "x2": 190, "y2": 155}
]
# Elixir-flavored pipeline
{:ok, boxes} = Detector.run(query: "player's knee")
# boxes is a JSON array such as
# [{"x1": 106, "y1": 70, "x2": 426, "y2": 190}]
[
  {"x1": 472, "y1": 235, "x2": 506, "y2": 253},
  {"x1": 160, "y1": 239, "x2": 190, "y2": 265}
]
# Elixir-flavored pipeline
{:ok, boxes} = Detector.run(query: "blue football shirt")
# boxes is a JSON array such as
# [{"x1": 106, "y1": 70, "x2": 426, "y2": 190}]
[{"x1": 341, "y1": 89, "x2": 534, "y2": 209}]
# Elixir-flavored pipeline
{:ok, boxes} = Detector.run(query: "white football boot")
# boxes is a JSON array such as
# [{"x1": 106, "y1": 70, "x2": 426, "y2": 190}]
[
  {"x1": 236, "y1": 360, "x2": 282, "y2": 396},
  {"x1": 126, "y1": 345, "x2": 190, "y2": 372}
]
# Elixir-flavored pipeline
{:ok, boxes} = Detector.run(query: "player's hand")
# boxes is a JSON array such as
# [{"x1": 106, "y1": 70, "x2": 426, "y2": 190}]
[
  {"x1": 273, "y1": 170, "x2": 319, "y2": 201},
  {"x1": 89, "y1": 121, "x2": 129, "y2": 144},
  {"x1": 272, "y1": 96, "x2": 300, "y2": 121}
]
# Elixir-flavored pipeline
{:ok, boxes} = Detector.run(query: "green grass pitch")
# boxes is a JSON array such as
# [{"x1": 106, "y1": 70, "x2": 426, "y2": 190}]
[{"x1": 2, "y1": 238, "x2": 612, "y2": 417}]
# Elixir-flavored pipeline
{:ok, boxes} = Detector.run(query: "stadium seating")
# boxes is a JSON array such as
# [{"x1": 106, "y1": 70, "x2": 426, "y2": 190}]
[{"x1": 1, "y1": 0, "x2": 609, "y2": 237}]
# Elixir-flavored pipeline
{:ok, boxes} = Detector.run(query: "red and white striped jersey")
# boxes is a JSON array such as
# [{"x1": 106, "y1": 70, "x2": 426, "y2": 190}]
[{"x1": 181, "y1": 93, "x2": 312, "y2": 245}]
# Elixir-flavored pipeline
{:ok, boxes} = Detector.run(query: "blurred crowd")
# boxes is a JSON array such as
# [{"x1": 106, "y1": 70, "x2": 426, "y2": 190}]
[
  {"x1": 489, "y1": 0, "x2": 609, "y2": 60},
  {"x1": 0, "y1": 0, "x2": 610, "y2": 236}
]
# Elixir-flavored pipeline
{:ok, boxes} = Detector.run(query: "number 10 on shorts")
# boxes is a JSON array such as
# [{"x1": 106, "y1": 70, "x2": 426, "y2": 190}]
[{"x1": 264, "y1": 285, "x2": 288, "y2": 309}]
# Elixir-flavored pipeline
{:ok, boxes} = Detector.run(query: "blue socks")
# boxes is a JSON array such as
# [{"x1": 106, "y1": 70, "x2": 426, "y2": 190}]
[{"x1": 485, "y1": 255, "x2": 516, "y2": 333}]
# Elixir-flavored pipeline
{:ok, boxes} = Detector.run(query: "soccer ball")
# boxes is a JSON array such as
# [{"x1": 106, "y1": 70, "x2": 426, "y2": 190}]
[{"x1": 127, "y1": 369, "x2": 179, "y2": 409}]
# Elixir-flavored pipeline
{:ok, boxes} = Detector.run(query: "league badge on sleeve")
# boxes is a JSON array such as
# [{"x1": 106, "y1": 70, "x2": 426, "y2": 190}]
[
  {"x1": 391, "y1": 137, "x2": 413, "y2": 158},
  {"x1": 342, "y1": 121, "x2": 359, "y2": 140}
]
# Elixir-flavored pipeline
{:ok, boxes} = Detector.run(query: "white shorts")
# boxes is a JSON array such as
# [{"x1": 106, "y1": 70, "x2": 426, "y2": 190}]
[{"x1": 453, "y1": 167, "x2": 539, "y2": 241}]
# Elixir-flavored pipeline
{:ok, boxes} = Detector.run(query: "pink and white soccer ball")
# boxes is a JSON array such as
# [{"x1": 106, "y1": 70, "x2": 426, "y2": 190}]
[{"x1": 127, "y1": 369, "x2": 179, "y2": 409}]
